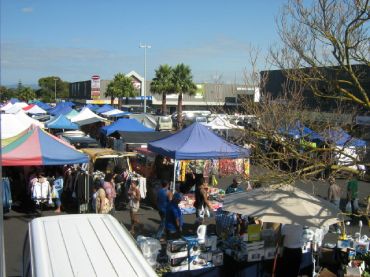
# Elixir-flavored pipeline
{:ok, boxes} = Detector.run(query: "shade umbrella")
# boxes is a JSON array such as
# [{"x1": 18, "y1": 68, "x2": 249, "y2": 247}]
[{"x1": 222, "y1": 185, "x2": 341, "y2": 227}]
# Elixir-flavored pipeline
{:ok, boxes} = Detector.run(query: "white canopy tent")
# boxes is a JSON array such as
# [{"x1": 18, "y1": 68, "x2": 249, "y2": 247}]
[
  {"x1": 25, "y1": 105, "x2": 47, "y2": 115},
  {"x1": 71, "y1": 107, "x2": 107, "y2": 126},
  {"x1": 14, "y1": 110, "x2": 44, "y2": 128},
  {"x1": 5, "y1": 102, "x2": 29, "y2": 114},
  {"x1": 0, "y1": 102, "x2": 13, "y2": 112},
  {"x1": 204, "y1": 116, "x2": 239, "y2": 130},
  {"x1": 0, "y1": 113, "x2": 30, "y2": 139},
  {"x1": 101, "y1": 109, "x2": 126, "y2": 117}
]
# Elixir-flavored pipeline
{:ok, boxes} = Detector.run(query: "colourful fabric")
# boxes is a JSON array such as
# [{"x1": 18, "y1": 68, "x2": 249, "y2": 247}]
[{"x1": 2, "y1": 127, "x2": 88, "y2": 166}]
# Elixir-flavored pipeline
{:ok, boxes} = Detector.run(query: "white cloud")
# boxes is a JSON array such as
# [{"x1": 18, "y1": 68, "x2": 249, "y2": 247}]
[{"x1": 21, "y1": 7, "x2": 33, "y2": 13}]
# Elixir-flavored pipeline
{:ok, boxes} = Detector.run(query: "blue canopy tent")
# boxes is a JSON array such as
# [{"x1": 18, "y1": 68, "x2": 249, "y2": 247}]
[
  {"x1": 48, "y1": 102, "x2": 71, "y2": 115},
  {"x1": 278, "y1": 121, "x2": 323, "y2": 141},
  {"x1": 45, "y1": 114, "x2": 79, "y2": 130},
  {"x1": 101, "y1": 118, "x2": 154, "y2": 136},
  {"x1": 96, "y1": 104, "x2": 114, "y2": 114},
  {"x1": 10, "y1": 98, "x2": 20, "y2": 104},
  {"x1": 148, "y1": 123, "x2": 250, "y2": 191},
  {"x1": 30, "y1": 100, "x2": 52, "y2": 110},
  {"x1": 51, "y1": 106, "x2": 73, "y2": 116},
  {"x1": 85, "y1": 104, "x2": 99, "y2": 111},
  {"x1": 322, "y1": 128, "x2": 366, "y2": 147}
]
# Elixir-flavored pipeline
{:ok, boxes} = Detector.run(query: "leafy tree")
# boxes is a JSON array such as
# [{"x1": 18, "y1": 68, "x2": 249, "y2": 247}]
[
  {"x1": 38, "y1": 76, "x2": 69, "y2": 102},
  {"x1": 271, "y1": 0, "x2": 370, "y2": 110},
  {"x1": 0, "y1": 86, "x2": 16, "y2": 102},
  {"x1": 151, "y1": 64, "x2": 174, "y2": 115},
  {"x1": 18, "y1": 87, "x2": 36, "y2": 102},
  {"x1": 172, "y1": 64, "x2": 197, "y2": 129},
  {"x1": 105, "y1": 73, "x2": 137, "y2": 107}
]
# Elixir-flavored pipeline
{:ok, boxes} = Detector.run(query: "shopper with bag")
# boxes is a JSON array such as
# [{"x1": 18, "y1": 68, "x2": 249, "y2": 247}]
[
  {"x1": 194, "y1": 177, "x2": 213, "y2": 226},
  {"x1": 95, "y1": 182, "x2": 112, "y2": 214},
  {"x1": 128, "y1": 180, "x2": 141, "y2": 235}
]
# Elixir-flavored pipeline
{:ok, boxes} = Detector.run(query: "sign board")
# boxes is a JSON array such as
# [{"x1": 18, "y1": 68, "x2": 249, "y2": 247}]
[
  {"x1": 91, "y1": 75, "x2": 101, "y2": 100},
  {"x1": 195, "y1": 84, "x2": 205, "y2": 99}
]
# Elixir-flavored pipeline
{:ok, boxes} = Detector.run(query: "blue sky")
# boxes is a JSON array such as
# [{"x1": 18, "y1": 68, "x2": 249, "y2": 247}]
[{"x1": 1, "y1": 0, "x2": 285, "y2": 86}]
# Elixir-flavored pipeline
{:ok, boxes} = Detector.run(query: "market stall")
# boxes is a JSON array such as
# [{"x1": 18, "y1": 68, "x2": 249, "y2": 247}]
[
  {"x1": 148, "y1": 122, "x2": 250, "y2": 189},
  {"x1": 220, "y1": 185, "x2": 342, "y2": 276}
]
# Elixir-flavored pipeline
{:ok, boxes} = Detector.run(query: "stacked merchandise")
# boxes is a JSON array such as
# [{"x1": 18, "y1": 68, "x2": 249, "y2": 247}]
[
  {"x1": 216, "y1": 210, "x2": 278, "y2": 263},
  {"x1": 337, "y1": 233, "x2": 370, "y2": 276},
  {"x1": 167, "y1": 236, "x2": 223, "y2": 272}
]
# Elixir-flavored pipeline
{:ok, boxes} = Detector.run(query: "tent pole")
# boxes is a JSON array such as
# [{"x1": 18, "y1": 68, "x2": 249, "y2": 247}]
[
  {"x1": 0, "y1": 114, "x2": 6, "y2": 277},
  {"x1": 172, "y1": 159, "x2": 177, "y2": 194}
]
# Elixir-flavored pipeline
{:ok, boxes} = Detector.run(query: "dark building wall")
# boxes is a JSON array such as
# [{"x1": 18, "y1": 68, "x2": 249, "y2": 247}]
[
  {"x1": 69, "y1": 81, "x2": 91, "y2": 99},
  {"x1": 260, "y1": 65, "x2": 370, "y2": 112}
]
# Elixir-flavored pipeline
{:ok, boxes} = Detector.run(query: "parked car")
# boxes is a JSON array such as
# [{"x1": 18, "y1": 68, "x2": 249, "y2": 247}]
[
  {"x1": 80, "y1": 148, "x2": 136, "y2": 173},
  {"x1": 57, "y1": 130, "x2": 100, "y2": 149}
]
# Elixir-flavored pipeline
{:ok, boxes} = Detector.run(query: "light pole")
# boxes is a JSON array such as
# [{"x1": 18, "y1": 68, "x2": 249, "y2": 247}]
[
  {"x1": 139, "y1": 43, "x2": 151, "y2": 113},
  {"x1": 54, "y1": 78, "x2": 58, "y2": 103}
]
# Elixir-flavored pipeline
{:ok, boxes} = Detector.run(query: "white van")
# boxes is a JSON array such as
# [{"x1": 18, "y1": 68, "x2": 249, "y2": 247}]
[
  {"x1": 22, "y1": 214, "x2": 157, "y2": 277},
  {"x1": 157, "y1": 115, "x2": 173, "y2": 131}
]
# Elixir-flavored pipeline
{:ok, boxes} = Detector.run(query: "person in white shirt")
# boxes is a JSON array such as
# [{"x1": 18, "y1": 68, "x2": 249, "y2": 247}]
[{"x1": 279, "y1": 224, "x2": 304, "y2": 277}]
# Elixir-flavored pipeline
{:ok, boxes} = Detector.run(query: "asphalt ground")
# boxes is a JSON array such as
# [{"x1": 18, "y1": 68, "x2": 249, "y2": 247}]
[{"x1": 3, "y1": 174, "x2": 370, "y2": 276}]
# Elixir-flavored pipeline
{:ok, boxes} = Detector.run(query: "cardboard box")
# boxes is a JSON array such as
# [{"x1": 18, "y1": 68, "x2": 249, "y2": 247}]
[
  {"x1": 264, "y1": 247, "x2": 276, "y2": 260},
  {"x1": 337, "y1": 240, "x2": 351, "y2": 249},
  {"x1": 247, "y1": 249, "x2": 264, "y2": 262},
  {"x1": 212, "y1": 250, "x2": 223, "y2": 266},
  {"x1": 167, "y1": 250, "x2": 188, "y2": 260},
  {"x1": 198, "y1": 252, "x2": 213, "y2": 262},
  {"x1": 167, "y1": 239, "x2": 188, "y2": 253},
  {"x1": 247, "y1": 224, "x2": 262, "y2": 242},
  {"x1": 169, "y1": 256, "x2": 188, "y2": 267}
]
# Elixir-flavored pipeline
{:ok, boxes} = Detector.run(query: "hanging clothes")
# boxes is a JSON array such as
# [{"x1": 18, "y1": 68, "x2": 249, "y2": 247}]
[
  {"x1": 2, "y1": 177, "x2": 12, "y2": 213},
  {"x1": 138, "y1": 177, "x2": 147, "y2": 199}
]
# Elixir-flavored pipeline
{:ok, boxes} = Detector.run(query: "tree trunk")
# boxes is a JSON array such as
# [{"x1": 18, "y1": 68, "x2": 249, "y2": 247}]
[
  {"x1": 110, "y1": 96, "x2": 114, "y2": 106},
  {"x1": 177, "y1": 92, "x2": 183, "y2": 129},
  {"x1": 162, "y1": 92, "x2": 167, "y2": 115},
  {"x1": 118, "y1": 97, "x2": 122, "y2": 109}
]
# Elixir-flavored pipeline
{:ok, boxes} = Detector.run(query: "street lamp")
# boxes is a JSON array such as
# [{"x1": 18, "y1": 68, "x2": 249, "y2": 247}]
[
  {"x1": 54, "y1": 78, "x2": 58, "y2": 103},
  {"x1": 139, "y1": 43, "x2": 151, "y2": 113}
]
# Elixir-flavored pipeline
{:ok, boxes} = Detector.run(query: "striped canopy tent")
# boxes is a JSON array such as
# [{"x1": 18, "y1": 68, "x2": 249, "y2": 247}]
[{"x1": 1, "y1": 127, "x2": 89, "y2": 166}]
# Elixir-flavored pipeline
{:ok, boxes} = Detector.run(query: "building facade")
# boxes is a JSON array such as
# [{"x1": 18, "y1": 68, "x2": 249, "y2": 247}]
[{"x1": 69, "y1": 71, "x2": 259, "y2": 113}]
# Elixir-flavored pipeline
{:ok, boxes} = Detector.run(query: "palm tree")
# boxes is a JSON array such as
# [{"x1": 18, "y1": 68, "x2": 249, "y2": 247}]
[
  {"x1": 105, "y1": 73, "x2": 137, "y2": 107},
  {"x1": 172, "y1": 64, "x2": 197, "y2": 129},
  {"x1": 150, "y1": 64, "x2": 173, "y2": 115}
]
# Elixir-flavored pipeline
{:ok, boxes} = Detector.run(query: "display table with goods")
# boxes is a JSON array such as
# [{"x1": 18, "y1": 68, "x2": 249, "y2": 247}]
[
  {"x1": 178, "y1": 187, "x2": 225, "y2": 215},
  {"x1": 333, "y1": 221, "x2": 370, "y2": 277},
  {"x1": 137, "y1": 233, "x2": 224, "y2": 276}
]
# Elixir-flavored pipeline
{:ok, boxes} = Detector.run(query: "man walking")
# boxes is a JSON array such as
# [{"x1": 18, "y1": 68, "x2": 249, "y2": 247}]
[{"x1": 156, "y1": 180, "x2": 172, "y2": 240}]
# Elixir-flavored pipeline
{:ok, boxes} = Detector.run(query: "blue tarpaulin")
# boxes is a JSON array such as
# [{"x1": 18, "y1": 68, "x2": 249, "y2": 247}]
[
  {"x1": 322, "y1": 128, "x2": 366, "y2": 147},
  {"x1": 278, "y1": 121, "x2": 323, "y2": 141},
  {"x1": 45, "y1": 114, "x2": 79, "y2": 130},
  {"x1": 148, "y1": 122, "x2": 250, "y2": 160},
  {"x1": 101, "y1": 118, "x2": 154, "y2": 136}
]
